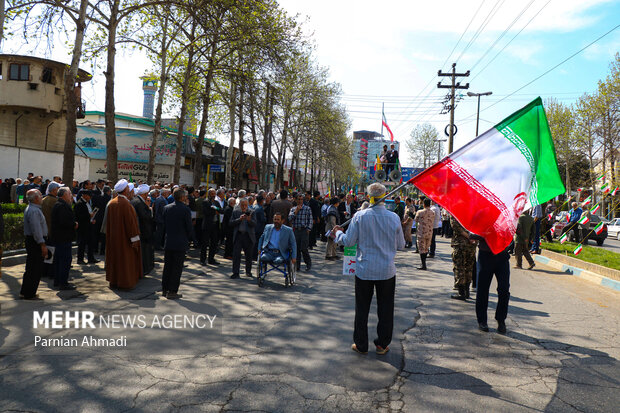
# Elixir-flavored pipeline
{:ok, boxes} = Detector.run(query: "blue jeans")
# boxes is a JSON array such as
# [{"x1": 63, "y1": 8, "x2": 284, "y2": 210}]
[
  {"x1": 531, "y1": 220, "x2": 541, "y2": 252},
  {"x1": 260, "y1": 249, "x2": 285, "y2": 265},
  {"x1": 475, "y1": 250, "x2": 510, "y2": 324}
]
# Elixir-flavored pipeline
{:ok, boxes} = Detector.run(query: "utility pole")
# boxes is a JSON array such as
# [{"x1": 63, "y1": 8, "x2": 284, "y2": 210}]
[
  {"x1": 438, "y1": 63, "x2": 469, "y2": 154},
  {"x1": 467, "y1": 91, "x2": 492, "y2": 137},
  {"x1": 435, "y1": 139, "x2": 447, "y2": 162}
]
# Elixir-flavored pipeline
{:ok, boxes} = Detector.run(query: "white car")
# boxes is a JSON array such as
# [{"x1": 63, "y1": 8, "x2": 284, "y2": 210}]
[{"x1": 607, "y1": 218, "x2": 620, "y2": 240}]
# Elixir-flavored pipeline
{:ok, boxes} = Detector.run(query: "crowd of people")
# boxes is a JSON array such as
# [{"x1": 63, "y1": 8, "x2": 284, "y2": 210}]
[{"x1": 1, "y1": 172, "x2": 572, "y2": 354}]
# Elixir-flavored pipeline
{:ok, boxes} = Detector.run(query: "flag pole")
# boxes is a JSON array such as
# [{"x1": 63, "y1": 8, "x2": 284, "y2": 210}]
[{"x1": 381, "y1": 102, "x2": 384, "y2": 138}]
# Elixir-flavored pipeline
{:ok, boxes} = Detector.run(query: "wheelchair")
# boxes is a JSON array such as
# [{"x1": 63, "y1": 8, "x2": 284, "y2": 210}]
[{"x1": 256, "y1": 252, "x2": 296, "y2": 288}]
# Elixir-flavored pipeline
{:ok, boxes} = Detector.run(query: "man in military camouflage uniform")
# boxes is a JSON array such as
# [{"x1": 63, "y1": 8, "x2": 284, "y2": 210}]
[{"x1": 450, "y1": 216, "x2": 477, "y2": 300}]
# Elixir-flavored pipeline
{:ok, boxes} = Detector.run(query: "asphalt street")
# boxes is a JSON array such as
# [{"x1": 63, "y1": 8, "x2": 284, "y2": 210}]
[{"x1": 1, "y1": 237, "x2": 619, "y2": 412}]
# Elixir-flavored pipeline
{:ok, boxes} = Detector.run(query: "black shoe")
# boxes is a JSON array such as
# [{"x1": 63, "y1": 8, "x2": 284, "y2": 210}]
[
  {"x1": 167, "y1": 292, "x2": 183, "y2": 299},
  {"x1": 208, "y1": 260, "x2": 219, "y2": 265},
  {"x1": 417, "y1": 266, "x2": 427, "y2": 270},
  {"x1": 77, "y1": 260, "x2": 87, "y2": 265},
  {"x1": 451, "y1": 292, "x2": 467, "y2": 300},
  {"x1": 497, "y1": 320, "x2": 507, "y2": 335},
  {"x1": 306, "y1": 265, "x2": 311, "y2": 271},
  {"x1": 478, "y1": 322, "x2": 489, "y2": 332},
  {"x1": 245, "y1": 272, "x2": 253, "y2": 278},
  {"x1": 162, "y1": 290, "x2": 168, "y2": 298},
  {"x1": 87, "y1": 259, "x2": 100, "y2": 264},
  {"x1": 428, "y1": 254, "x2": 435, "y2": 258},
  {"x1": 59, "y1": 284, "x2": 76, "y2": 290},
  {"x1": 199, "y1": 261, "x2": 207, "y2": 266},
  {"x1": 21, "y1": 294, "x2": 41, "y2": 300},
  {"x1": 230, "y1": 274, "x2": 240, "y2": 279}
]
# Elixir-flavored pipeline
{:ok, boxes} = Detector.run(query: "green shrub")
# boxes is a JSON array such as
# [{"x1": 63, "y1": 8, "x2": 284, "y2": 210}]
[
  {"x1": 2, "y1": 213, "x2": 25, "y2": 251},
  {"x1": 1, "y1": 203, "x2": 27, "y2": 214}
]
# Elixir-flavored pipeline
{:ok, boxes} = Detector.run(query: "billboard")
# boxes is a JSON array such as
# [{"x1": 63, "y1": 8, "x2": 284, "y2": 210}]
[{"x1": 76, "y1": 126, "x2": 177, "y2": 165}]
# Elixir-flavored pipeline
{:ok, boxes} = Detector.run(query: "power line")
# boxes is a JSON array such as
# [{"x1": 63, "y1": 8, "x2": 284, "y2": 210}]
[
  {"x1": 461, "y1": 22, "x2": 620, "y2": 122},
  {"x1": 455, "y1": 0, "x2": 506, "y2": 64}
]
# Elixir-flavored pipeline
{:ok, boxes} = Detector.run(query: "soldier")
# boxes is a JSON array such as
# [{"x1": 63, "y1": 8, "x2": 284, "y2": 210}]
[{"x1": 450, "y1": 216, "x2": 477, "y2": 300}]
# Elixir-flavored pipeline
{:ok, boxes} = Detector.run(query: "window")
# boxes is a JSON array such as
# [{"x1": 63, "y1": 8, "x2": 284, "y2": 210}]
[
  {"x1": 9, "y1": 63, "x2": 30, "y2": 81},
  {"x1": 42, "y1": 67, "x2": 54, "y2": 84},
  {"x1": 0, "y1": 63, "x2": 3, "y2": 80}
]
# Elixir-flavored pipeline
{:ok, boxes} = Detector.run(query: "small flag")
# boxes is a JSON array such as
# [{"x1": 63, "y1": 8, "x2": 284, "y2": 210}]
[
  {"x1": 596, "y1": 172, "x2": 606, "y2": 181},
  {"x1": 577, "y1": 187, "x2": 583, "y2": 192},
  {"x1": 582, "y1": 196, "x2": 592, "y2": 206},
  {"x1": 577, "y1": 215, "x2": 589, "y2": 225},
  {"x1": 601, "y1": 182, "x2": 610, "y2": 193},
  {"x1": 565, "y1": 213, "x2": 570, "y2": 223},
  {"x1": 594, "y1": 221, "x2": 604, "y2": 235},
  {"x1": 550, "y1": 226, "x2": 555, "y2": 236},
  {"x1": 613, "y1": 186, "x2": 620, "y2": 196},
  {"x1": 573, "y1": 244, "x2": 583, "y2": 255},
  {"x1": 382, "y1": 112, "x2": 394, "y2": 142},
  {"x1": 559, "y1": 233, "x2": 568, "y2": 244},
  {"x1": 547, "y1": 213, "x2": 553, "y2": 221},
  {"x1": 590, "y1": 203, "x2": 600, "y2": 214}
]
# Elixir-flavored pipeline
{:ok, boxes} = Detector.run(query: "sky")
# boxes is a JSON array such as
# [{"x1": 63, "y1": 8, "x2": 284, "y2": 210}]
[{"x1": 3, "y1": 0, "x2": 620, "y2": 167}]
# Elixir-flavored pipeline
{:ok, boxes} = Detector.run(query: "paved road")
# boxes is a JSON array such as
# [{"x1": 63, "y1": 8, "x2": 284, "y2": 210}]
[{"x1": 1, "y1": 238, "x2": 619, "y2": 412}]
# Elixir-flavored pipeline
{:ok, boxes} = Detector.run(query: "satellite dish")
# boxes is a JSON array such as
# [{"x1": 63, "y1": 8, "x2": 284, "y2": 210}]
[
  {"x1": 375, "y1": 170, "x2": 387, "y2": 181},
  {"x1": 390, "y1": 169, "x2": 402, "y2": 182}
]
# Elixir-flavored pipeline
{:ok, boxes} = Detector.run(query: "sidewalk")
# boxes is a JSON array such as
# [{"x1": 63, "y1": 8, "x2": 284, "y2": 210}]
[{"x1": 1, "y1": 238, "x2": 619, "y2": 412}]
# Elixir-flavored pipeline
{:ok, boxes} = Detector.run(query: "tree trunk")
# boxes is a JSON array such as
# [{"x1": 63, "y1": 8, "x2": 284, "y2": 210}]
[
  {"x1": 104, "y1": 1, "x2": 120, "y2": 182},
  {"x1": 173, "y1": 24, "x2": 196, "y2": 184},
  {"x1": 193, "y1": 77, "x2": 212, "y2": 188},
  {"x1": 261, "y1": 83, "x2": 270, "y2": 188},
  {"x1": 225, "y1": 79, "x2": 236, "y2": 188},
  {"x1": 61, "y1": 0, "x2": 89, "y2": 184},
  {"x1": 0, "y1": 0, "x2": 5, "y2": 50},
  {"x1": 249, "y1": 93, "x2": 260, "y2": 187},
  {"x1": 147, "y1": 14, "x2": 169, "y2": 184},
  {"x1": 236, "y1": 81, "x2": 245, "y2": 188}
]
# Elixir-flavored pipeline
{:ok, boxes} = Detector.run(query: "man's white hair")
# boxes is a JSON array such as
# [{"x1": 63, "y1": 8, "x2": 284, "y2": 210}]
[{"x1": 367, "y1": 183, "x2": 387, "y2": 199}]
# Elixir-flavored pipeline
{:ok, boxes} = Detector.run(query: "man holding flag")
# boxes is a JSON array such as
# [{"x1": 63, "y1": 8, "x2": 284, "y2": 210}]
[
  {"x1": 410, "y1": 97, "x2": 565, "y2": 333},
  {"x1": 561, "y1": 202, "x2": 583, "y2": 242}
]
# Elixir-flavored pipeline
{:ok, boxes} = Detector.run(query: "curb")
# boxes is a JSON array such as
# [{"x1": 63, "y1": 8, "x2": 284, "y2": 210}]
[{"x1": 534, "y1": 254, "x2": 620, "y2": 293}]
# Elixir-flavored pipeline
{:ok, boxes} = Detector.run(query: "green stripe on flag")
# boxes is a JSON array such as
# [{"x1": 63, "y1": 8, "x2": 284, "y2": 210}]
[{"x1": 494, "y1": 97, "x2": 565, "y2": 207}]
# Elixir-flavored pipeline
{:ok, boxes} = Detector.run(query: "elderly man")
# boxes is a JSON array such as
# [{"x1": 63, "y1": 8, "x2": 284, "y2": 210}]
[
  {"x1": 41, "y1": 182, "x2": 61, "y2": 278},
  {"x1": 21, "y1": 189, "x2": 48, "y2": 299},
  {"x1": 162, "y1": 188, "x2": 193, "y2": 299},
  {"x1": 201, "y1": 188, "x2": 222, "y2": 266},
  {"x1": 51, "y1": 187, "x2": 77, "y2": 290},
  {"x1": 132, "y1": 184, "x2": 155, "y2": 275},
  {"x1": 75, "y1": 189, "x2": 98, "y2": 265},
  {"x1": 269, "y1": 190, "x2": 293, "y2": 225},
  {"x1": 105, "y1": 179, "x2": 142, "y2": 290},
  {"x1": 332, "y1": 183, "x2": 405, "y2": 355},
  {"x1": 153, "y1": 188, "x2": 169, "y2": 250},
  {"x1": 230, "y1": 198, "x2": 256, "y2": 279},
  {"x1": 289, "y1": 193, "x2": 313, "y2": 271}
]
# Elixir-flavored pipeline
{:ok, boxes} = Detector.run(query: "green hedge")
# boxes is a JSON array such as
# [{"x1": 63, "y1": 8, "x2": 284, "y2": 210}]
[{"x1": 1, "y1": 206, "x2": 26, "y2": 251}]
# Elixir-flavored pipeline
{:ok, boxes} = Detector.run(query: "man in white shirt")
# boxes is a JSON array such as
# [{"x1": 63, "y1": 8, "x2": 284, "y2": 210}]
[
  {"x1": 429, "y1": 202, "x2": 442, "y2": 258},
  {"x1": 332, "y1": 183, "x2": 405, "y2": 355}
]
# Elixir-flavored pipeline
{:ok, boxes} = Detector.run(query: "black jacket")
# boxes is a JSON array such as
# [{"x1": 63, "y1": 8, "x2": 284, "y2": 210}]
[
  {"x1": 131, "y1": 196, "x2": 154, "y2": 242},
  {"x1": 162, "y1": 201, "x2": 193, "y2": 251},
  {"x1": 51, "y1": 199, "x2": 76, "y2": 244},
  {"x1": 309, "y1": 198, "x2": 321, "y2": 220},
  {"x1": 338, "y1": 202, "x2": 357, "y2": 223},
  {"x1": 230, "y1": 208, "x2": 257, "y2": 243},
  {"x1": 92, "y1": 193, "x2": 111, "y2": 230},
  {"x1": 202, "y1": 198, "x2": 222, "y2": 230},
  {"x1": 222, "y1": 205, "x2": 234, "y2": 235},
  {"x1": 74, "y1": 198, "x2": 93, "y2": 237}
]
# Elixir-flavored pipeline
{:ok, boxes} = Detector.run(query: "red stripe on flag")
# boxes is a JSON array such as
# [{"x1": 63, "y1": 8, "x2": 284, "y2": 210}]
[
  {"x1": 382, "y1": 113, "x2": 394, "y2": 142},
  {"x1": 411, "y1": 159, "x2": 515, "y2": 254}
]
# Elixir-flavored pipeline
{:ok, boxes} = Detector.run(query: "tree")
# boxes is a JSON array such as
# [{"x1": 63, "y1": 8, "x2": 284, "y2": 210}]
[
  {"x1": 406, "y1": 123, "x2": 441, "y2": 168},
  {"x1": 545, "y1": 98, "x2": 580, "y2": 195}
]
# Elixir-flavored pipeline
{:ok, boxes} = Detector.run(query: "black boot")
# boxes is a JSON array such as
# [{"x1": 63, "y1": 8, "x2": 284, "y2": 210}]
[
  {"x1": 417, "y1": 253, "x2": 427, "y2": 270},
  {"x1": 465, "y1": 282, "x2": 471, "y2": 299},
  {"x1": 451, "y1": 285, "x2": 467, "y2": 300}
]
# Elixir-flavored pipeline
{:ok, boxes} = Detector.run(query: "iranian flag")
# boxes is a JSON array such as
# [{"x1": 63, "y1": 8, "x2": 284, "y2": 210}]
[
  {"x1": 573, "y1": 243, "x2": 583, "y2": 256},
  {"x1": 590, "y1": 203, "x2": 600, "y2": 214},
  {"x1": 410, "y1": 97, "x2": 564, "y2": 253},
  {"x1": 582, "y1": 195, "x2": 592, "y2": 206},
  {"x1": 613, "y1": 186, "x2": 620, "y2": 196},
  {"x1": 577, "y1": 214, "x2": 589, "y2": 225},
  {"x1": 559, "y1": 232, "x2": 568, "y2": 244},
  {"x1": 594, "y1": 221, "x2": 605, "y2": 235},
  {"x1": 601, "y1": 182, "x2": 610, "y2": 194}
]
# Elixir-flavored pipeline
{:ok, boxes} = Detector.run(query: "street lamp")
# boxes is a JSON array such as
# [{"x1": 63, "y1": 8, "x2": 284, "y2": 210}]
[{"x1": 467, "y1": 91, "x2": 492, "y2": 137}]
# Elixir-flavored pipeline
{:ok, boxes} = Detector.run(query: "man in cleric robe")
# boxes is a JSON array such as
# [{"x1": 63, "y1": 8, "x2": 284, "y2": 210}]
[
  {"x1": 105, "y1": 179, "x2": 143, "y2": 290},
  {"x1": 131, "y1": 184, "x2": 155, "y2": 275}
]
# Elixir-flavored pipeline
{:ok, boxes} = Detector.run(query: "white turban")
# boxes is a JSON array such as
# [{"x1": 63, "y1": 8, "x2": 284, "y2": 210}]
[
  {"x1": 137, "y1": 184, "x2": 150, "y2": 195},
  {"x1": 114, "y1": 179, "x2": 128, "y2": 193},
  {"x1": 128, "y1": 183, "x2": 135, "y2": 193}
]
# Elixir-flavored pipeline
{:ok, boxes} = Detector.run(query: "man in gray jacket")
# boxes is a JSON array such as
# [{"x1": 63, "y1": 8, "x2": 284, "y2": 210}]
[{"x1": 21, "y1": 189, "x2": 48, "y2": 299}]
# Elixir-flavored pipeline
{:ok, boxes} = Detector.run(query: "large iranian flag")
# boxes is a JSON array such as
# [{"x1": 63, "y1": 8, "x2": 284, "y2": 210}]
[{"x1": 411, "y1": 97, "x2": 564, "y2": 253}]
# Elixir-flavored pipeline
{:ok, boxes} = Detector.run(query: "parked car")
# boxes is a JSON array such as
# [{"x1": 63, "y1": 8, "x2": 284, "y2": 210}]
[
  {"x1": 607, "y1": 218, "x2": 620, "y2": 240},
  {"x1": 551, "y1": 211, "x2": 608, "y2": 245}
]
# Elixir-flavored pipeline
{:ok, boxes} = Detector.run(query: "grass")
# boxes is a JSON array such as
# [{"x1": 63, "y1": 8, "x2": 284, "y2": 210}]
[{"x1": 541, "y1": 241, "x2": 620, "y2": 271}]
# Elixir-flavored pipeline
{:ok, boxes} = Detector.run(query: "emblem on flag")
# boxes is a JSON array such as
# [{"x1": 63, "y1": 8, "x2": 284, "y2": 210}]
[
  {"x1": 590, "y1": 203, "x2": 600, "y2": 214},
  {"x1": 559, "y1": 233, "x2": 568, "y2": 244},
  {"x1": 594, "y1": 222, "x2": 605, "y2": 235},
  {"x1": 573, "y1": 244, "x2": 583, "y2": 255},
  {"x1": 577, "y1": 215, "x2": 589, "y2": 225}
]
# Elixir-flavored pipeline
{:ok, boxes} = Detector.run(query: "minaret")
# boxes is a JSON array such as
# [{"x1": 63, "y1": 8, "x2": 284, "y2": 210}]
[{"x1": 140, "y1": 75, "x2": 158, "y2": 119}]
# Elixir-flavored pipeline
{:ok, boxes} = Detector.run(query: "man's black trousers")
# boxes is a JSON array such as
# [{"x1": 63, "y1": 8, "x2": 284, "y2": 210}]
[
  {"x1": 162, "y1": 249, "x2": 185, "y2": 294},
  {"x1": 475, "y1": 250, "x2": 510, "y2": 324},
  {"x1": 354, "y1": 275, "x2": 395, "y2": 352}
]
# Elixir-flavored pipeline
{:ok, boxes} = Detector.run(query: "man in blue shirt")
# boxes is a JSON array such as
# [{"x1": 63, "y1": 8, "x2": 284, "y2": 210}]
[
  {"x1": 332, "y1": 183, "x2": 405, "y2": 355},
  {"x1": 562, "y1": 202, "x2": 583, "y2": 242},
  {"x1": 257, "y1": 212, "x2": 296, "y2": 267}
]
